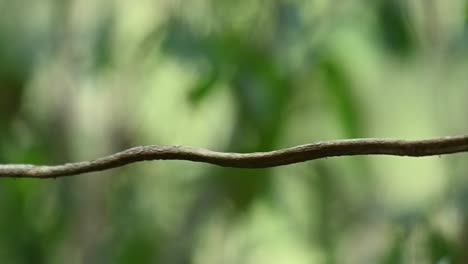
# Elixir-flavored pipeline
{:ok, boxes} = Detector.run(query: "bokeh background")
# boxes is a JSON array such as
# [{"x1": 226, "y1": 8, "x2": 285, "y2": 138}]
[{"x1": 0, "y1": 0, "x2": 468, "y2": 263}]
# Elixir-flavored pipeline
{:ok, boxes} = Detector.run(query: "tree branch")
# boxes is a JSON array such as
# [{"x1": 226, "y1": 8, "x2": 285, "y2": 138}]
[{"x1": 0, "y1": 135, "x2": 467, "y2": 179}]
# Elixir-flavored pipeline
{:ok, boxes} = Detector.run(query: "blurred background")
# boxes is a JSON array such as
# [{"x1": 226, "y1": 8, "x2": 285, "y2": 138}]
[{"x1": 0, "y1": 0, "x2": 467, "y2": 263}]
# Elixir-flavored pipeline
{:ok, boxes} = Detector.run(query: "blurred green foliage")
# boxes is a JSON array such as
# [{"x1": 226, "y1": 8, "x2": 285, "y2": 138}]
[{"x1": 0, "y1": 0, "x2": 468, "y2": 263}]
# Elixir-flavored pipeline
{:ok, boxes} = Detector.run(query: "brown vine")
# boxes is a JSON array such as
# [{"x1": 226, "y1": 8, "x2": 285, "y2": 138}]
[{"x1": 0, "y1": 135, "x2": 467, "y2": 178}]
